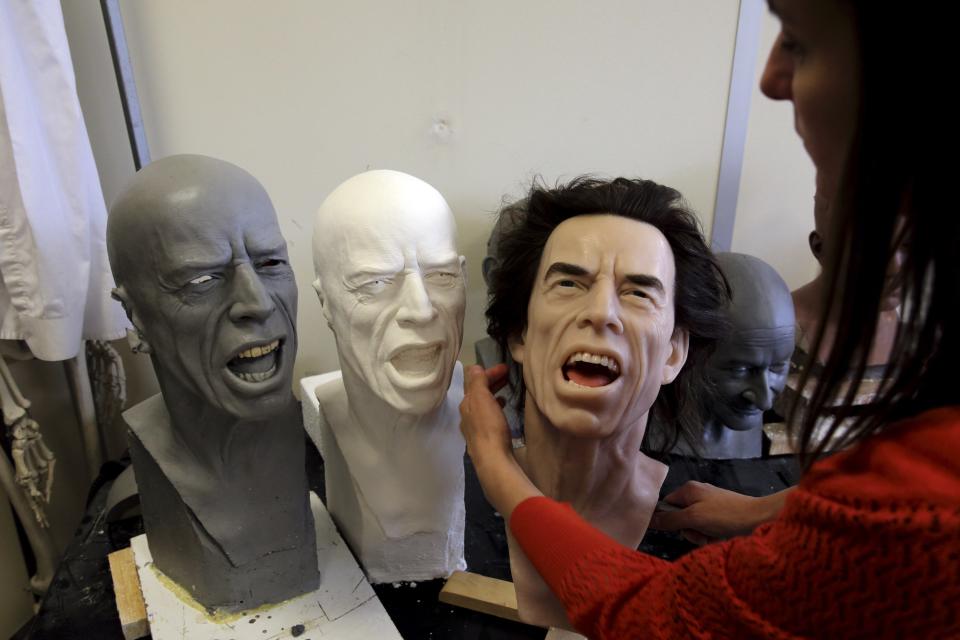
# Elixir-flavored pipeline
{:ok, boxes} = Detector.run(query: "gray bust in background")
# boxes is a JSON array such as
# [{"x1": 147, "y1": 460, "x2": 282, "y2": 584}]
[
  {"x1": 699, "y1": 252, "x2": 795, "y2": 458},
  {"x1": 107, "y1": 155, "x2": 319, "y2": 611}
]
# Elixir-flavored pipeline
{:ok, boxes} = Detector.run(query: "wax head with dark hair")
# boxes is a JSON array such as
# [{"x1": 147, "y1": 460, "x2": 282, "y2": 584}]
[
  {"x1": 485, "y1": 177, "x2": 729, "y2": 454},
  {"x1": 763, "y1": 1, "x2": 959, "y2": 465}
]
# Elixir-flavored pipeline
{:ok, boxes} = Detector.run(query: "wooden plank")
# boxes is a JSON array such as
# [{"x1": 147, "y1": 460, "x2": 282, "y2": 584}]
[
  {"x1": 108, "y1": 546, "x2": 148, "y2": 640},
  {"x1": 439, "y1": 571, "x2": 523, "y2": 623},
  {"x1": 545, "y1": 627, "x2": 587, "y2": 640}
]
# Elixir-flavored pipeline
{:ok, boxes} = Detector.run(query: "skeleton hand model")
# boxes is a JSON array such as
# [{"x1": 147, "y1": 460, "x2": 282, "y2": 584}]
[{"x1": 1, "y1": 354, "x2": 55, "y2": 528}]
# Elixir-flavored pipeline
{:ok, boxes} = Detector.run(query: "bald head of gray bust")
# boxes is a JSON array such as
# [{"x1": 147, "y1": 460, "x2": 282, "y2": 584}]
[
  {"x1": 705, "y1": 253, "x2": 795, "y2": 432},
  {"x1": 107, "y1": 154, "x2": 297, "y2": 420}
]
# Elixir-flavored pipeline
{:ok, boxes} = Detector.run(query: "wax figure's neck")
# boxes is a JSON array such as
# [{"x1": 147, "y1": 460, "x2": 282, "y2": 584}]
[
  {"x1": 520, "y1": 396, "x2": 653, "y2": 516},
  {"x1": 154, "y1": 368, "x2": 291, "y2": 467},
  {"x1": 341, "y1": 366, "x2": 451, "y2": 440},
  {"x1": 793, "y1": 274, "x2": 898, "y2": 366}
]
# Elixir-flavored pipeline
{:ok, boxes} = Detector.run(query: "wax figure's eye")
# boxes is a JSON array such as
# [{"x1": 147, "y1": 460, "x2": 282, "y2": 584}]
[
  {"x1": 257, "y1": 258, "x2": 286, "y2": 269},
  {"x1": 356, "y1": 279, "x2": 392, "y2": 298},
  {"x1": 770, "y1": 362, "x2": 789, "y2": 375},
  {"x1": 424, "y1": 271, "x2": 458, "y2": 287},
  {"x1": 189, "y1": 274, "x2": 215, "y2": 286},
  {"x1": 558, "y1": 279, "x2": 577, "y2": 288},
  {"x1": 726, "y1": 365, "x2": 750, "y2": 377},
  {"x1": 626, "y1": 288, "x2": 650, "y2": 300}
]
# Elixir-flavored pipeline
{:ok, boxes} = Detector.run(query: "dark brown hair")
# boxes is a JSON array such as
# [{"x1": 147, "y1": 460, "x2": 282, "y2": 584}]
[
  {"x1": 485, "y1": 177, "x2": 730, "y2": 454},
  {"x1": 792, "y1": 4, "x2": 958, "y2": 465}
]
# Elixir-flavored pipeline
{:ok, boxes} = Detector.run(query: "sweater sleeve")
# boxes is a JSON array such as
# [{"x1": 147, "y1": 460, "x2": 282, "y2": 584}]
[
  {"x1": 511, "y1": 471, "x2": 960, "y2": 639},
  {"x1": 510, "y1": 496, "x2": 783, "y2": 640}
]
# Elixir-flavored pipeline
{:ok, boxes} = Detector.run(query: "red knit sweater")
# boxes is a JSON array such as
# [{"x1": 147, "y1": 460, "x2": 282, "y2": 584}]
[{"x1": 510, "y1": 407, "x2": 960, "y2": 639}]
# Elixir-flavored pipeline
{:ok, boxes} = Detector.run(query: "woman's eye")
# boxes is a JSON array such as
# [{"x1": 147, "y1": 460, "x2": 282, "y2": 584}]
[
  {"x1": 558, "y1": 279, "x2": 577, "y2": 288},
  {"x1": 189, "y1": 274, "x2": 215, "y2": 286},
  {"x1": 627, "y1": 289, "x2": 649, "y2": 299}
]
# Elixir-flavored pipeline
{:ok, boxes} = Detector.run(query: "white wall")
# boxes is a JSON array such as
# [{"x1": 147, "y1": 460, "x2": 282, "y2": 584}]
[
  {"x1": 730, "y1": 9, "x2": 819, "y2": 288},
  {"x1": 92, "y1": 0, "x2": 741, "y2": 385}
]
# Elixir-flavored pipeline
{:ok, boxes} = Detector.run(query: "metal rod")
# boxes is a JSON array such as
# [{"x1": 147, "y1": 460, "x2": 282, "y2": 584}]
[
  {"x1": 100, "y1": 0, "x2": 150, "y2": 170},
  {"x1": 710, "y1": 0, "x2": 763, "y2": 252}
]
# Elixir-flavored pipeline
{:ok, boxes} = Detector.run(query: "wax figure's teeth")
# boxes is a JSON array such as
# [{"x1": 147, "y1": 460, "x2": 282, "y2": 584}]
[
  {"x1": 235, "y1": 339, "x2": 280, "y2": 359},
  {"x1": 234, "y1": 363, "x2": 278, "y2": 382},
  {"x1": 564, "y1": 351, "x2": 620, "y2": 374},
  {"x1": 391, "y1": 344, "x2": 441, "y2": 375},
  {"x1": 226, "y1": 339, "x2": 282, "y2": 380}
]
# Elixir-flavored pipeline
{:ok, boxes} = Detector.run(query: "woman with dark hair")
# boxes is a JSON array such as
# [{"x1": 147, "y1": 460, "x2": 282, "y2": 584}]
[{"x1": 460, "y1": 1, "x2": 959, "y2": 637}]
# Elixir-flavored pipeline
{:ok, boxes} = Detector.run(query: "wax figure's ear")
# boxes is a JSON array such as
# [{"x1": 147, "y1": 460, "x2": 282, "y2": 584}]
[
  {"x1": 481, "y1": 256, "x2": 496, "y2": 289},
  {"x1": 312, "y1": 277, "x2": 334, "y2": 330},
  {"x1": 660, "y1": 327, "x2": 689, "y2": 385},
  {"x1": 808, "y1": 230, "x2": 823, "y2": 262},
  {"x1": 111, "y1": 286, "x2": 152, "y2": 355},
  {"x1": 507, "y1": 331, "x2": 525, "y2": 365}
]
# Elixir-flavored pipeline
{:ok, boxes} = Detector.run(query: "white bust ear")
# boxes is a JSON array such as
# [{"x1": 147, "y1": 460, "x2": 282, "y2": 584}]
[
  {"x1": 312, "y1": 277, "x2": 334, "y2": 330},
  {"x1": 112, "y1": 286, "x2": 153, "y2": 354},
  {"x1": 660, "y1": 327, "x2": 689, "y2": 384},
  {"x1": 459, "y1": 255, "x2": 467, "y2": 286}
]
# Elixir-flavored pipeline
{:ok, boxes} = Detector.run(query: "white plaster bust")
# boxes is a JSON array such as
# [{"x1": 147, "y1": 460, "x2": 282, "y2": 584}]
[{"x1": 311, "y1": 170, "x2": 467, "y2": 583}]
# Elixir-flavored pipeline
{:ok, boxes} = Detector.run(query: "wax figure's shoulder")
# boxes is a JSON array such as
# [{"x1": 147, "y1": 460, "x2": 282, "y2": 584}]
[{"x1": 122, "y1": 393, "x2": 176, "y2": 455}]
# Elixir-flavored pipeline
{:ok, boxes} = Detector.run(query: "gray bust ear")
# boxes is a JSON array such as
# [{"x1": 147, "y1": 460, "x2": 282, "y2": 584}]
[
  {"x1": 312, "y1": 277, "x2": 334, "y2": 331},
  {"x1": 112, "y1": 286, "x2": 152, "y2": 354}
]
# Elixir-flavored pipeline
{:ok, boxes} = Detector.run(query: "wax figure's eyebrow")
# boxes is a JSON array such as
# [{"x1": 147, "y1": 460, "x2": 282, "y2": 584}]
[
  {"x1": 421, "y1": 256, "x2": 461, "y2": 271},
  {"x1": 545, "y1": 262, "x2": 665, "y2": 296},
  {"x1": 624, "y1": 274, "x2": 665, "y2": 295},
  {"x1": 162, "y1": 256, "x2": 231, "y2": 285},
  {"x1": 248, "y1": 241, "x2": 288, "y2": 259},
  {"x1": 544, "y1": 262, "x2": 589, "y2": 280}
]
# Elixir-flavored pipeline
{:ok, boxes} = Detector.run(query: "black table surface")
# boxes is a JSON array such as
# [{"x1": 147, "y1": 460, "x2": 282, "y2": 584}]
[{"x1": 18, "y1": 443, "x2": 799, "y2": 640}]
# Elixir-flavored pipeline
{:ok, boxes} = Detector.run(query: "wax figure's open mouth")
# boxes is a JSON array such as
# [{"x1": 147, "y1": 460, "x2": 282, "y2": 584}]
[
  {"x1": 390, "y1": 343, "x2": 442, "y2": 377},
  {"x1": 562, "y1": 351, "x2": 621, "y2": 388},
  {"x1": 226, "y1": 339, "x2": 282, "y2": 382}
]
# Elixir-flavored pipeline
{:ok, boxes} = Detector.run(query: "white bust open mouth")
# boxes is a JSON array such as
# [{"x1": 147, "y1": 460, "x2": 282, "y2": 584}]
[
  {"x1": 387, "y1": 342, "x2": 444, "y2": 375},
  {"x1": 561, "y1": 350, "x2": 622, "y2": 388},
  {"x1": 225, "y1": 338, "x2": 282, "y2": 383}
]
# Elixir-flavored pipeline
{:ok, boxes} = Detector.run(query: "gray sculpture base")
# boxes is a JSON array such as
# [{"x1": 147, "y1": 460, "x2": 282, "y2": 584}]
[
  {"x1": 125, "y1": 395, "x2": 318, "y2": 612},
  {"x1": 132, "y1": 493, "x2": 401, "y2": 639}
]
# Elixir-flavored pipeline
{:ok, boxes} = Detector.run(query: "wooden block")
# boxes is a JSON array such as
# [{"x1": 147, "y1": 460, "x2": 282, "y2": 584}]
[
  {"x1": 439, "y1": 571, "x2": 523, "y2": 623},
  {"x1": 108, "y1": 546, "x2": 149, "y2": 640}
]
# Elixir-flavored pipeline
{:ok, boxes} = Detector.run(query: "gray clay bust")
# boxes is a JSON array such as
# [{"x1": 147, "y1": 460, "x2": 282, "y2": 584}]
[
  {"x1": 107, "y1": 155, "x2": 318, "y2": 612},
  {"x1": 700, "y1": 252, "x2": 795, "y2": 458}
]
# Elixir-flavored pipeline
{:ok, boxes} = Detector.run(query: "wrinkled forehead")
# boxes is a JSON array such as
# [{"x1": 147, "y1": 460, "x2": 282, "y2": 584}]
[
  {"x1": 143, "y1": 183, "x2": 284, "y2": 269},
  {"x1": 539, "y1": 214, "x2": 677, "y2": 290},
  {"x1": 717, "y1": 325, "x2": 794, "y2": 360}
]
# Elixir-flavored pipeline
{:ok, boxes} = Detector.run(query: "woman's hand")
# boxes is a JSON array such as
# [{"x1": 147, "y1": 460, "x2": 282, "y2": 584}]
[
  {"x1": 460, "y1": 364, "x2": 541, "y2": 519},
  {"x1": 649, "y1": 482, "x2": 792, "y2": 545}
]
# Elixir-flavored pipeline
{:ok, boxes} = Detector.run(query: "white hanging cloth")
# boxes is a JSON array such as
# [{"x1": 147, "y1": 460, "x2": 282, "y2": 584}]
[{"x1": 0, "y1": 0, "x2": 128, "y2": 361}]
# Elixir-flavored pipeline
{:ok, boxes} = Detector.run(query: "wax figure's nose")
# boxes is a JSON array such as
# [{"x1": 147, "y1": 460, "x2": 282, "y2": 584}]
[
  {"x1": 396, "y1": 273, "x2": 437, "y2": 324},
  {"x1": 228, "y1": 264, "x2": 276, "y2": 322},
  {"x1": 577, "y1": 281, "x2": 624, "y2": 334},
  {"x1": 760, "y1": 33, "x2": 793, "y2": 101},
  {"x1": 741, "y1": 372, "x2": 775, "y2": 411}
]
